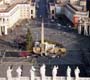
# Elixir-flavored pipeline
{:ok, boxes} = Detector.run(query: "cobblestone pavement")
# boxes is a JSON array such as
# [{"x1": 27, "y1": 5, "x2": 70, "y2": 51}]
[
  {"x1": 0, "y1": 19, "x2": 28, "y2": 50},
  {"x1": 0, "y1": 18, "x2": 89, "y2": 76}
]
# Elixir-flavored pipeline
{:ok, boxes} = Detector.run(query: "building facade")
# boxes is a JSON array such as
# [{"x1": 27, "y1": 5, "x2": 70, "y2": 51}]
[
  {"x1": 52, "y1": 0, "x2": 88, "y2": 27},
  {"x1": 78, "y1": 17, "x2": 90, "y2": 36},
  {"x1": 0, "y1": 0, "x2": 36, "y2": 35},
  {"x1": 55, "y1": 0, "x2": 90, "y2": 36},
  {"x1": 49, "y1": 3, "x2": 56, "y2": 19},
  {"x1": 64, "y1": 4, "x2": 89, "y2": 26}
]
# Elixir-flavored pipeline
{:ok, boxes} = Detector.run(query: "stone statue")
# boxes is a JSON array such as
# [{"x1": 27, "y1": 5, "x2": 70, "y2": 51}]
[
  {"x1": 16, "y1": 66, "x2": 22, "y2": 78},
  {"x1": 52, "y1": 66, "x2": 58, "y2": 80},
  {"x1": 67, "y1": 66, "x2": 71, "y2": 80},
  {"x1": 40, "y1": 64, "x2": 46, "y2": 80},
  {"x1": 75, "y1": 67, "x2": 80, "y2": 80},
  {"x1": 7, "y1": 66, "x2": 13, "y2": 80},
  {"x1": 84, "y1": 21, "x2": 88, "y2": 36},
  {"x1": 30, "y1": 66, "x2": 36, "y2": 80},
  {"x1": 67, "y1": 66, "x2": 71, "y2": 77}
]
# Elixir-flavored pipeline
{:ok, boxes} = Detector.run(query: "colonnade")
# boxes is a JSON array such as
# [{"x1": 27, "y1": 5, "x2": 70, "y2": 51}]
[{"x1": 78, "y1": 18, "x2": 90, "y2": 36}]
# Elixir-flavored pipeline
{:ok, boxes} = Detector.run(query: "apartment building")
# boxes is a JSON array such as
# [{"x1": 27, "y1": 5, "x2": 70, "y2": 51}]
[
  {"x1": 0, "y1": 0, "x2": 36, "y2": 35},
  {"x1": 55, "y1": 0, "x2": 89, "y2": 26}
]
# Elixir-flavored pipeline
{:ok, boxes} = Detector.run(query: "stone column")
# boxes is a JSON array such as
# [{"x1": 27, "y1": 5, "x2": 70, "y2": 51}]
[
  {"x1": 0, "y1": 26, "x2": 2, "y2": 36},
  {"x1": 0, "y1": 19, "x2": 2, "y2": 35},
  {"x1": 84, "y1": 24, "x2": 88, "y2": 36},
  {"x1": 78, "y1": 24, "x2": 82, "y2": 34},
  {"x1": 5, "y1": 26, "x2": 8, "y2": 35}
]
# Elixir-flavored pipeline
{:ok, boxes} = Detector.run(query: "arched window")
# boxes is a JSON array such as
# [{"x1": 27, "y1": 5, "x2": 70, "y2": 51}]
[
  {"x1": 52, "y1": 10, "x2": 54, "y2": 14},
  {"x1": 31, "y1": 10, "x2": 33, "y2": 14}
]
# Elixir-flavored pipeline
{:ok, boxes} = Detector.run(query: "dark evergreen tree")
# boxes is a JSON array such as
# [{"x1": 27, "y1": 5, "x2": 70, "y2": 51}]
[{"x1": 26, "y1": 28, "x2": 33, "y2": 52}]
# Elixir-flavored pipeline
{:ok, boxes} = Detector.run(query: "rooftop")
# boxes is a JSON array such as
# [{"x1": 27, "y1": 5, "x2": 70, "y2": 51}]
[
  {"x1": 0, "y1": 0, "x2": 2, "y2": 2},
  {"x1": 0, "y1": 4, "x2": 8, "y2": 12},
  {"x1": 0, "y1": 0, "x2": 35, "y2": 12},
  {"x1": 66, "y1": 3, "x2": 87, "y2": 13}
]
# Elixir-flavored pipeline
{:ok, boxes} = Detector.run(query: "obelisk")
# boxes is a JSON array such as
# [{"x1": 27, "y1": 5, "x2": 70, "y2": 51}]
[
  {"x1": 41, "y1": 19, "x2": 44, "y2": 44},
  {"x1": 41, "y1": 19, "x2": 45, "y2": 54}
]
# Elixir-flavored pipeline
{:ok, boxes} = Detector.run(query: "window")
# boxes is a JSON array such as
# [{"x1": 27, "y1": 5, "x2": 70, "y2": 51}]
[
  {"x1": 31, "y1": 16, "x2": 33, "y2": 19},
  {"x1": 31, "y1": 10, "x2": 33, "y2": 14},
  {"x1": 52, "y1": 10, "x2": 54, "y2": 14}
]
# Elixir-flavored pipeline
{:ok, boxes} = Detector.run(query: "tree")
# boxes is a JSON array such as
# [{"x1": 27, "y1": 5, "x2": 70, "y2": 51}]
[{"x1": 26, "y1": 28, "x2": 33, "y2": 52}]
